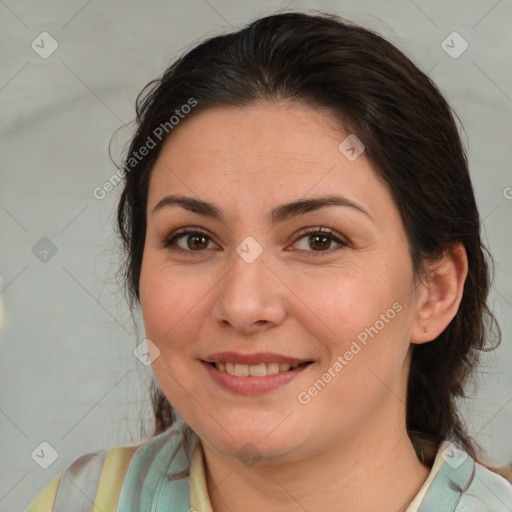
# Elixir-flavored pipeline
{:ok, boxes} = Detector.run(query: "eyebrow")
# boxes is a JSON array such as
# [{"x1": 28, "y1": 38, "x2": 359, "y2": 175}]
[{"x1": 152, "y1": 194, "x2": 373, "y2": 224}]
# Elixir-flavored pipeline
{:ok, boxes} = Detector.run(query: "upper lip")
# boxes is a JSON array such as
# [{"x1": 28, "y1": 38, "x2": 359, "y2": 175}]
[{"x1": 203, "y1": 352, "x2": 312, "y2": 366}]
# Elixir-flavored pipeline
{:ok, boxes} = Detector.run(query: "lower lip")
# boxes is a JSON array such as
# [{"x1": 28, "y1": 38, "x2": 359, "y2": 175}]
[{"x1": 201, "y1": 361, "x2": 312, "y2": 395}]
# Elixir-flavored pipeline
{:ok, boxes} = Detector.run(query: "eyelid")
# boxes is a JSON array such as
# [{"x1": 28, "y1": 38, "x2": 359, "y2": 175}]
[{"x1": 292, "y1": 225, "x2": 345, "y2": 242}]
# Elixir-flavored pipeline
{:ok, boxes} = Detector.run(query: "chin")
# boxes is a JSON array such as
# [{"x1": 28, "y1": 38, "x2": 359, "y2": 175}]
[{"x1": 194, "y1": 417, "x2": 308, "y2": 463}]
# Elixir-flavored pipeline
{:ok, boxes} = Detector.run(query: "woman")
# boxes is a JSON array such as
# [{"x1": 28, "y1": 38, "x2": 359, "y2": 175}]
[{"x1": 26, "y1": 11, "x2": 512, "y2": 512}]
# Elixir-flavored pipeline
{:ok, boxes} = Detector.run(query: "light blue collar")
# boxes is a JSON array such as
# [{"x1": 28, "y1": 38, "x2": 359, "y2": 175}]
[
  {"x1": 418, "y1": 444, "x2": 475, "y2": 511},
  {"x1": 117, "y1": 425, "x2": 195, "y2": 512}
]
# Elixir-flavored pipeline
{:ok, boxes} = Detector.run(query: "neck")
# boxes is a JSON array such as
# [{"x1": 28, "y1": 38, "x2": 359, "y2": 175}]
[{"x1": 202, "y1": 421, "x2": 431, "y2": 512}]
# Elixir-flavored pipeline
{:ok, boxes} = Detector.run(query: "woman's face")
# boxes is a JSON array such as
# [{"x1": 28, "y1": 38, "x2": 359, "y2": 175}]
[{"x1": 140, "y1": 101, "x2": 425, "y2": 461}]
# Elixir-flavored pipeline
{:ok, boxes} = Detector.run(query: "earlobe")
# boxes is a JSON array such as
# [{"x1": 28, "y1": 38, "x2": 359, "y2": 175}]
[{"x1": 411, "y1": 243, "x2": 468, "y2": 344}]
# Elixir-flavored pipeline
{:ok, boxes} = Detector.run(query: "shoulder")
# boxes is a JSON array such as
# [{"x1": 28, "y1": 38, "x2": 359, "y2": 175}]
[
  {"x1": 417, "y1": 441, "x2": 512, "y2": 512},
  {"x1": 116, "y1": 423, "x2": 196, "y2": 510},
  {"x1": 459, "y1": 461, "x2": 512, "y2": 511},
  {"x1": 25, "y1": 423, "x2": 194, "y2": 511},
  {"x1": 418, "y1": 441, "x2": 512, "y2": 511},
  {"x1": 25, "y1": 441, "x2": 143, "y2": 512}
]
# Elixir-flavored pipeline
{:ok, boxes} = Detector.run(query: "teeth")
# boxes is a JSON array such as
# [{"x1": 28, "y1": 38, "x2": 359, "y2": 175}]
[
  {"x1": 249, "y1": 363, "x2": 266, "y2": 377},
  {"x1": 266, "y1": 362, "x2": 280, "y2": 375},
  {"x1": 234, "y1": 363, "x2": 249, "y2": 377},
  {"x1": 214, "y1": 361, "x2": 303, "y2": 376}
]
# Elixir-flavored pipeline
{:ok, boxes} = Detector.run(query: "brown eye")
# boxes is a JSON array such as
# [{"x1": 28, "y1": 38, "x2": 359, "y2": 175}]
[
  {"x1": 308, "y1": 233, "x2": 332, "y2": 251},
  {"x1": 185, "y1": 233, "x2": 209, "y2": 250},
  {"x1": 292, "y1": 227, "x2": 347, "y2": 255},
  {"x1": 163, "y1": 229, "x2": 217, "y2": 253}
]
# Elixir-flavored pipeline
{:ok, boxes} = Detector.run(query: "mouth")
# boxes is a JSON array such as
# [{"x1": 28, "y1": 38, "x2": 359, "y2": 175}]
[
  {"x1": 207, "y1": 361, "x2": 311, "y2": 377},
  {"x1": 200, "y1": 354, "x2": 314, "y2": 395}
]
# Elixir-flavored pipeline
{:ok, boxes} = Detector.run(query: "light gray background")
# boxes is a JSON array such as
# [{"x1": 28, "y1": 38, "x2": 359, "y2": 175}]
[{"x1": 1, "y1": 1, "x2": 511, "y2": 510}]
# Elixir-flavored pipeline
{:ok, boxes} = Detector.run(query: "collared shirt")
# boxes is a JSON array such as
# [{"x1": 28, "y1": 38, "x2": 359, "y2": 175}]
[
  {"x1": 188, "y1": 436, "x2": 466, "y2": 512},
  {"x1": 26, "y1": 422, "x2": 512, "y2": 511},
  {"x1": 188, "y1": 435, "x2": 447, "y2": 512}
]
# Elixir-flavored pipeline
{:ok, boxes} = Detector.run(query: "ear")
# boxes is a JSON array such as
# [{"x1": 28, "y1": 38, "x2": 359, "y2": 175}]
[{"x1": 411, "y1": 242, "x2": 468, "y2": 344}]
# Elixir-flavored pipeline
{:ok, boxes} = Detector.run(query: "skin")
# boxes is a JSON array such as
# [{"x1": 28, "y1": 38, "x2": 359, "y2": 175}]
[{"x1": 139, "y1": 101, "x2": 468, "y2": 512}]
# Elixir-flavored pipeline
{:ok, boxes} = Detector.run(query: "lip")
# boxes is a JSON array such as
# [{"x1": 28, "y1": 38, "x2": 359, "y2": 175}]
[
  {"x1": 203, "y1": 351, "x2": 311, "y2": 366},
  {"x1": 201, "y1": 360, "x2": 313, "y2": 395}
]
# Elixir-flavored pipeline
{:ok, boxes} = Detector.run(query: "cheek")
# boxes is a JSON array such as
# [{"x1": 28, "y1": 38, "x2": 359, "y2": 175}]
[
  {"x1": 298, "y1": 265, "x2": 398, "y2": 343},
  {"x1": 139, "y1": 252, "x2": 216, "y2": 369},
  {"x1": 301, "y1": 263, "x2": 413, "y2": 388},
  {"x1": 139, "y1": 258, "x2": 202, "y2": 403},
  {"x1": 139, "y1": 256, "x2": 190, "y2": 350}
]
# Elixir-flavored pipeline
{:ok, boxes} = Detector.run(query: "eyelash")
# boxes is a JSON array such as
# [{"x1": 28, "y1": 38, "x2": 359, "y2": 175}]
[{"x1": 162, "y1": 226, "x2": 348, "y2": 257}]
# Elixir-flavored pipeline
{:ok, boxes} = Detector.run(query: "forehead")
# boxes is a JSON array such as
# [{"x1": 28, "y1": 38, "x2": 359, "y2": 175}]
[{"x1": 147, "y1": 102, "x2": 393, "y2": 224}]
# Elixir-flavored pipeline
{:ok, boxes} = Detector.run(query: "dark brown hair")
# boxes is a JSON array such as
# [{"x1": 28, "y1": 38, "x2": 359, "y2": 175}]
[{"x1": 116, "y1": 11, "x2": 500, "y2": 463}]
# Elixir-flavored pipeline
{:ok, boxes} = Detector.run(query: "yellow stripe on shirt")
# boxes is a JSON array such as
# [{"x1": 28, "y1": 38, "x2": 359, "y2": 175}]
[
  {"x1": 26, "y1": 473, "x2": 62, "y2": 512},
  {"x1": 94, "y1": 444, "x2": 142, "y2": 512}
]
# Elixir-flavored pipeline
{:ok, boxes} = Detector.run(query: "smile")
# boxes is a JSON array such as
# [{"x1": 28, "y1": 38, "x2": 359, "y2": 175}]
[{"x1": 202, "y1": 359, "x2": 313, "y2": 395}]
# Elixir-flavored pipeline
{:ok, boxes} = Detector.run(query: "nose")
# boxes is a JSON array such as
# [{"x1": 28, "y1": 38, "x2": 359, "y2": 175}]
[{"x1": 212, "y1": 244, "x2": 287, "y2": 335}]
